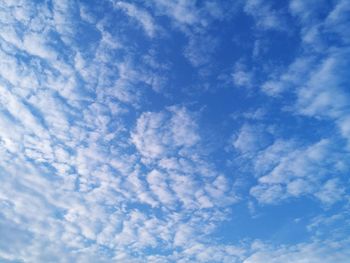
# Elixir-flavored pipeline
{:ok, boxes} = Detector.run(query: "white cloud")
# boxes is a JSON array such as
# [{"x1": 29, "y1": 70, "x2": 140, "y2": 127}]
[
  {"x1": 183, "y1": 34, "x2": 218, "y2": 67},
  {"x1": 131, "y1": 106, "x2": 200, "y2": 161},
  {"x1": 261, "y1": 1, "x2": 350, "y2": 149},
  {"x1": 231, "y1": 60, "x2": 255, "y2": 88},
  {"x1": 295, "y1": 52, "x2": 349, "y2": 119},
  {"x1": 131, "y1": 106, "x2": 237, "y2": 210},
  {"x1": 1, "y1": 0, "x2": 349, "y2": 261},
  {"x1": 147, "y1": 0, "x2": 228, "y2": 68},
  {"x1": 314, "y1": 178, "x2": 346, "y2": 206},
  {"x1": 261, "y1": 57, "x2": 314, "y2": 96},
  {"x1": 280, "y1": 50, "x2": 350, "y2": 149},
  {"x1": 0, "y1": 0, "x2": 177, "y2": 260},
  {"x1": 115, "y1": 2, "x2": 158, "y2": 38},
  {"x1": 147, "y1": 169, "x2": 176, "y2": 206},
  {"x1": 232, "y1": 69, "x2": 253, "y2": 88},
  {"x1": 244, "y1": 0, "x2": 287, "y2": 31},
  {"x1": 149, "y1": 0, "x2": 200, "y2": 27},
  {"x1": 0, "y1": 3, "x2": 238, "y2": 255},
  {"x1": 243, "y1": 239, "x2": 350, "y2": 263},
  {"x1": 250, "y1": 138, "x2": 349, "y2": 205},
  {"x1": 232, "y1": 124, "x2": 272, "y2": 154},
  {"x1": 289, "y1": 0, "x2": 327, "y2": 24}
]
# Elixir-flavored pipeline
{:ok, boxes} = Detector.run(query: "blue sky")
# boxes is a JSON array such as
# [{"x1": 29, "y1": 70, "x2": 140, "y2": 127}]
[{"x1": 0, "y1": 0, "x2": 350, "y2": 262}]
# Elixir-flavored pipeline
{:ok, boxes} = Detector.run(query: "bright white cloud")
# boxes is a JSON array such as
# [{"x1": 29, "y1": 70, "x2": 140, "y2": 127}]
[{"x1": 131, "y1": 106, "x2": 200, "y2": 161}]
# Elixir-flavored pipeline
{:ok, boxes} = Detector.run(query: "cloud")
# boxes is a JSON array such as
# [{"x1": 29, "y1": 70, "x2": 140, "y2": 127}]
[
  {"x1": 147, "y1": 0, "x2": 230, "y2": 68},
  {"x1": 250, "y1": 138, "x2": 349, "y2": 205},
  {"x1": 243, "y1": 0, "x2": 288, "y2": 31},
  {"x1": 183, "y1": 33, "x2": 218, "y2": 67},
  {"x1": 231, "y1": 61, "x2": 256, "y2": 88},
  {"x1": 0, "y1": 4, "x2": 238, "y2": 254},
  {"x1": 249, "y1": 0, "x2": 350, "y2": 209},
  {"x1": 149, "y1": 0, "x2": 200, "y2": 27},
  {"x1": 1, "y1": 0, "x2": 350, "y2": 261},
  {"x1": 295, "y1": 51, "x2": 350, "y2": 119},
  {"x1": 243, "y1": 239, "x2": 350, "y2": 263},
  {"x1": 131, "y1": 106, "x2": 237, "y2": 210},
  {"x1": 232, "y1": 69, "x2": 253, "y2": 88},
  {"x1": 0, "y1": 0, "x2": 177, "y2": 260},
  {"x1": 115, "y1": 2, "x2": 158, "y2": 38},
  {"x1": 260, "y1": 0, "x2": 350, "y2": 148},
  {"x1": 131, "y1": 106, "x2": 200, "y2": 161},
  {"x1": 232, "y1": 124, "x2": 272, "y2": 154}
]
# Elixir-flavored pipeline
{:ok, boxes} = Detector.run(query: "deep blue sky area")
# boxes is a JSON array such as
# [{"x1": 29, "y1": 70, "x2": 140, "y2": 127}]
[{"x1": 0, "y1": 0, "x2": 350, "y2": 262}]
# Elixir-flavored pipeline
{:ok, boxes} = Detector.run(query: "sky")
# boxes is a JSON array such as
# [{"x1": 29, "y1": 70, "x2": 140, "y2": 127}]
[{"x1": 0, "y1": 0, "x2": 350, "y2": 262}]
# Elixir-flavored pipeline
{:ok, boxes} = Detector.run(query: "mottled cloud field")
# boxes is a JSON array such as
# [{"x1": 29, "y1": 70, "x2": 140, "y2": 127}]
[{"x1": 0, "y1": 0, "x2": 349, "y2": 262}]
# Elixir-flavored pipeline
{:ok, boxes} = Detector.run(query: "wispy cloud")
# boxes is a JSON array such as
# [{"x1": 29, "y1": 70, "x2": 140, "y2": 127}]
[
  {"x1": 243, "y1": 239, "x2": 350, "y2": 263},
  {"x1": 243, "y1": 0, "x2": 289, "y2": 31},
  {"x1": 115, "y1": 1, "x2": 159, "y2": 38}
]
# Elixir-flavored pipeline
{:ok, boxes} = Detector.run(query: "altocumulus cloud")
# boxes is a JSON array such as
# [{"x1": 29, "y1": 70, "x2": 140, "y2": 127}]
[{"x1": 0, "y1": 0, "x2": 350, "y2": 262}]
